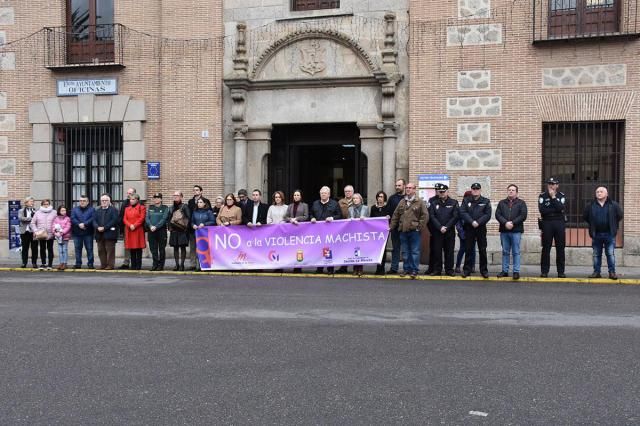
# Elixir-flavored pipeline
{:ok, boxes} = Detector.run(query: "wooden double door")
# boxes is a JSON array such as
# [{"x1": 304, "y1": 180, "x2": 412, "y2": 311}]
[{"x1": 269, "y1": 123, "x2": 367, "y2": 204}]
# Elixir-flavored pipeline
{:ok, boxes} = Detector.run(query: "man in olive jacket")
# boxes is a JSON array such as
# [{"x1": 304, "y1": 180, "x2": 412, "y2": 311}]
[
  {"x1": 390, "y1": 182, "x2": 429, "y2": 278},
  {"x1": 459, "y1": 182, "x2": 492, "y2": 278}
]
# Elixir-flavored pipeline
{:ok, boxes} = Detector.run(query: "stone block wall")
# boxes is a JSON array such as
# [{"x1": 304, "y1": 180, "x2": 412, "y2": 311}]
[
  {"x1": 0, "y1": 0, "x2": 224, "y2": 242},
  {"x1": 409, "y1": 0, "x2": 640, "y2": 264}
]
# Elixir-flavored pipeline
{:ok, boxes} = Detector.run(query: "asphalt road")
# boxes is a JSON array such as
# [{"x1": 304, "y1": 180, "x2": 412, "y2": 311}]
[{"x1": 1, "y1": 272, "x2": 639, "y2": 425}]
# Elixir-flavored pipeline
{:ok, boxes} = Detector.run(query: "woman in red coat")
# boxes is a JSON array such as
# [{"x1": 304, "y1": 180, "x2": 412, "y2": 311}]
[{"x1": 123, "y1": 193, "x2": 147, "y2": 270}]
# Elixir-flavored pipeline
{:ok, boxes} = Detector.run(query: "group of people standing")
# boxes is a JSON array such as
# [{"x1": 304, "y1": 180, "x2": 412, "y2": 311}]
[
  {"x1": 411, "y1": 177, "x2": 623, "y2": 280},
  {"x1": 16, "y1": 177, "x2": 623, "y2": 278}
]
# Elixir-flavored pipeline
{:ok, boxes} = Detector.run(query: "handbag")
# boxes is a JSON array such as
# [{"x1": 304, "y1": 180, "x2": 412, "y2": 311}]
[
  {"x1": 170, "y1": 207, "x2": 189, "y2": 231},
  {"x1": 34, "y1": 229, "x2": 49, "y2": 240}
]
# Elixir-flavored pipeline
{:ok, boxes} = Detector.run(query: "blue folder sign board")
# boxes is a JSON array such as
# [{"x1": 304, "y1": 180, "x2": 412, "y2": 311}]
[
  {"x1": 417, "y1": 174, "x2": 450, "y2": 200},
  {"x1": 147, "y1": 162, "x2": 160, "y2": 180},
  {"x1": 8, "y1": 200, "x2": 21, "y2": 251}
]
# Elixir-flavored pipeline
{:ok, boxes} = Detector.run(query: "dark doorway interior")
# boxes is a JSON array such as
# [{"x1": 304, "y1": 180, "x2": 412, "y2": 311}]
[{"x1": 269, "y1": 123, "x2": 367, "y2": 204}]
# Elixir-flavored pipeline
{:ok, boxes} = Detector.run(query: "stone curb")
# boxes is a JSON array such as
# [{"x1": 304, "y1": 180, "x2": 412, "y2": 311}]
[{"x1": 1, "y1": 268, "x2": 639, "y2": 286}]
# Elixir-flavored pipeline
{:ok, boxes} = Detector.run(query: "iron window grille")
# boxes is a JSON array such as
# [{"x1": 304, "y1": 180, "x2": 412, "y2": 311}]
[
  {"x1": 53, "y1": 124, "x2": 123, "y2": 209},
  {"x1": 542, "y1": 121, "x2": 624, "y2": 247}
]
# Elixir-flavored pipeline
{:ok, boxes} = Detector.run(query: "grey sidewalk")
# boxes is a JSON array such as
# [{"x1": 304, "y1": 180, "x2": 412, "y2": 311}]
[{"x1": 2, "y1": 256, "x2": 639, "y2": 279}]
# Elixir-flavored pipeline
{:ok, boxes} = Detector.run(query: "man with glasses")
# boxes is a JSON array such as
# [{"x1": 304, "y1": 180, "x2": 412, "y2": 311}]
[
  {"x1": 427, "y1": 183, "x2": 459, "y2": 276},
  {"x1": 70, "y1": 194, "x2": 95, "y2": 269},
  {"x1": 538, "y1": 177, "x2": 567, "y2": 278},
  {"x1": 390, "y1": 182, "x2": 429, "y2": 279},
  {"x1": 93, "y1": 194, "x2": 119, "y2": 270},
  {"x1": 460, "y1": 182, "x2": 492, "y2": 279},
  {"x1": 496, "y1": 184, "x2": 528, "y2": 280}
]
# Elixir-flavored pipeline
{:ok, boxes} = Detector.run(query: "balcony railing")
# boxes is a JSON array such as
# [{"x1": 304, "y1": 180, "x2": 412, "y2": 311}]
[
  {"x1": 533, "y1": 0, "x2": 640, "y2": 43},
  {"x1": 44, "y1": 24, "x2": 125, "y2": 70}
]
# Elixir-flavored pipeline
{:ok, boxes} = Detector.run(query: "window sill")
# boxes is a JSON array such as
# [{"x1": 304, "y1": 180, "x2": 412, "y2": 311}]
[
  {"x1": 276, "y1": 10, "x2": 352, "y2": 22},
  {"x1": 533, "y1": 31, "x2": 640, "y2": 45}
]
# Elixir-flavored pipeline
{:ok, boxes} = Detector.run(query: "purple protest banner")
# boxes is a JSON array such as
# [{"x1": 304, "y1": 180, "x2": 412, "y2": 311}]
[{"x1": 195, "y1": 217, "x2": 389, "y2": 271}]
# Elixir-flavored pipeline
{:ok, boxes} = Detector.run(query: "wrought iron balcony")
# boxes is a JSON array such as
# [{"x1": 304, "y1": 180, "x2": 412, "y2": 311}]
[
  {"x1": 44, "y1": 24, "x2": 125, "y2": 70},
  {"x1": 533, "y1": 0, "x2": 640, "y2": 43}
]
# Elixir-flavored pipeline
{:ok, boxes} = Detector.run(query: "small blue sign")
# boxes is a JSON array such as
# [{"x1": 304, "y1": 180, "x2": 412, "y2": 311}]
[
  {"x1": 147, "y1": 162, "x2": 160, "y2": 180},
  {"x1": 9, "y1": 200, "x2": 21, "y2": 250}
]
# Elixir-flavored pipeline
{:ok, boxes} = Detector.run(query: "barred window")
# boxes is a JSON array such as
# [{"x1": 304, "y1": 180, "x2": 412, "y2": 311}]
[
  {"x1": 292, "y1": 0, "x2": 339, "y2": 11},
  {"x1": 53, "y1": 124, "x2": 123, "y2": 209},
  {"x1": 542, "y1": 121, "x2": 624, "y2": 246}
]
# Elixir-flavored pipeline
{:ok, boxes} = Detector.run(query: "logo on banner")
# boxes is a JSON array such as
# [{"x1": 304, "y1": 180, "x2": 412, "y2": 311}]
[
  {"x1": 322, "y1": 247, "x2": 333, "y2": 259},
  {"x1": 268, "y1": 250, "x2": 280, "y2": 262},
  {"x1": 296, "y1": 249, "x2": 304, "y2": 262},
  {"x1": 236, "y1": 252, "x2": 248, "y2": 262},
  {"x1": 354, "y1": 247, "x2": 361, "y2": 258}
]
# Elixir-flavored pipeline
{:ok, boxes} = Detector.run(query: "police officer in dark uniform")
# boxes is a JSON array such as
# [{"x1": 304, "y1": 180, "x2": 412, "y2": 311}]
[
  {"x1": 538, "y1": 177, "x2": 567, "y2": 278},
  {"x1": 427, "y1": 183, "x2": 459, "y2": 276},
  {"x1": 459, "y1": 182, "x2": 492, "y2": 278},
  {"x1": 424, "y1": 191, "x2": 440, "y2": 275}
]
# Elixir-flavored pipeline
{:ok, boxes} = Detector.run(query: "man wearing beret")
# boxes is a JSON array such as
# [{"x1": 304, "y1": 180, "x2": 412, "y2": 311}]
[
  {"x1": 459, "y1": 182, "x2": 492, "y2": 278},
  {"x1": 427, "y1": 183, "x2": 459, "y2": 276},
  {"x1": 145, "y1": 193, "x2": 169, "y2": 271},
  {"x1": 538, "y1": 177, "x2": 567, "y2": 278}
]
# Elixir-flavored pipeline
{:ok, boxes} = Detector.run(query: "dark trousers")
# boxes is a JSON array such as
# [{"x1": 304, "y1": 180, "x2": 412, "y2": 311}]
[
  {"x1": 432, "y1": 229, "x2": 456, "y2": 273},
  {"x1": 427, "y1": 229, "x2": 437, "y2": 273},
  {"x1": 97, "y1": 239, "x2": 116, "y2": 269},
  {"x1": 541, "y1": 220, "x2": 565, "y2": 274},
  {"x1": 73, "y1": 234, "x2": 94, "y2": 267},
  {"x1": 38, "y1": 239, "x2": 54, "y2": 267},
  {"x1": 463, "y1": 226, "x2": 487, "y2": 275},
  {"x1": 130, "y1": 248, "x2": 143, "y2": 270},
  {"x1": 148, "y1": 229, "x2": 167, "y2": 268},
  {"x1": 20, "y1": 232, "x2": 38, "y2": 266}
]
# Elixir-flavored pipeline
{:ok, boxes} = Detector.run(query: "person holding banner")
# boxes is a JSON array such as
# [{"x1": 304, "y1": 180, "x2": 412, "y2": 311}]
[
  {"x1": 348, "y1": 193, "x2": 370, "y2": 276},
  {"x1": 217, "y1": 193, "x2": 243, "y2": 227},
  {"x1": 311, "y1": 186, "x2": 342, "y2": 274},
  {"x1": 243, "y1": 189, "x2": 269, "y2": 227},
  {"x1": 370, "y1": 191, "x2": 391, "y2": 275},
  {"x1": 267, "y1": 191, "x2": 288, "y2": 224},
  {"x1": 284, "y1": 189, "x2": 309, "y2": 273},
  {"x1": 191, "y1": 198, "x2": 216, "y2": 271},
  {"x1": 387, "y1": 179, "x2": 406, "y2": 274},
  {"x1": 390, "y1": 183, "x2": 429, "y2": 279}
]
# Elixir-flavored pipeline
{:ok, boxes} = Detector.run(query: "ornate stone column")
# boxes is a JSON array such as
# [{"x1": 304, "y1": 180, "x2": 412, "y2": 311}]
[
  {"x1": 245, "y1": 126, "x2": 272, "y2": 195},
  {"x1": 358, "y1": 123, "x2": 384, "y2": 197}
]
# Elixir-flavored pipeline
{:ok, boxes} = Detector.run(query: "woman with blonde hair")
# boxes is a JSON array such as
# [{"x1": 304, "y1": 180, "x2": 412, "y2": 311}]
[
  {"x1": 348, "y1": 193, "x2": 369, "y2": 276},
  {"x1": 18, "y1": 196, "x2": 38, "y2": 268}
]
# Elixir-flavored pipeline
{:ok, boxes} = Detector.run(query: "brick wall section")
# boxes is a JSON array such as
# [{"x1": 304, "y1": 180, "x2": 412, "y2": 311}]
[
  {"x1": 0, "y1": 0, "x2": 223, "y2": 238},
  {"x1": 409, "y1": 0, "x2": 640, "y2": 242}
]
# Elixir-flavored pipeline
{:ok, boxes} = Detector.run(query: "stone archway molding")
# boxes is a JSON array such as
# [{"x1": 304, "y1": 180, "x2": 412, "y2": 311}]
[
  {"x1": 250, "y1": 29, "x2": 380, "y2": 80},
  {"x1": 28, "y1": 94, "x2": 147, "y2": 200}
]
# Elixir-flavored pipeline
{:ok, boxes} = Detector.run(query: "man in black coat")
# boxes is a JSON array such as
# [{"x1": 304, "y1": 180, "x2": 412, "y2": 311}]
[
  {"x1": 310, "y1": 185, "x2": 342, "y2": 274},
  {"x1": 583, "y1": 186, "x2": 623, "y2": 280},
  {"x1": 495, "y1": 184, "x2": 528, "y2": 280},
  {"x1": 427, "y1": 183, "x2": 459, "y2": 276},
  {"x1": 242, "y1": 189, "x2": 269, "y2": 226},
  {"x1": 459, "y1": 182, "x2": 492, "y2": 278},
  {"x1": 386, "y1": 179, "x2": 406, "y2": 274}
]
